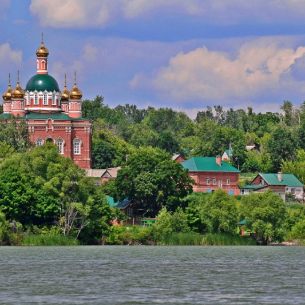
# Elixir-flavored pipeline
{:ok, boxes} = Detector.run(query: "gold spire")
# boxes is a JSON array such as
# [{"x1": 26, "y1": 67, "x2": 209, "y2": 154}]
[
  {"x1": 36, "y1": 32, "x2": 49, "y2": 57},
  {"x1": 12, "y1": 70, "x2": 25, "y2": 99},
  {"x1": 2, "y1": 73, "x2": 12, "y2": 101},
  {"x1": 61, "y1": 74, "x2": 69, "y2": 101},
  {"x1": 69, "y1": 71, "x2": 82, "y2": 99}
]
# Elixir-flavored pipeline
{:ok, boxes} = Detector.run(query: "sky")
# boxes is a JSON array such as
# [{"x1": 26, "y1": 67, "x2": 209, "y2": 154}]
[{"x1": 2, "y1": 1, "x2": 305, "y2": 117}]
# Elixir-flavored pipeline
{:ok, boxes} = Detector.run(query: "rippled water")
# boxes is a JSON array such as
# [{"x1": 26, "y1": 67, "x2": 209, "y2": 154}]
[{"x1": 0, "y1": 246, "x2": 305, "y2": 304}]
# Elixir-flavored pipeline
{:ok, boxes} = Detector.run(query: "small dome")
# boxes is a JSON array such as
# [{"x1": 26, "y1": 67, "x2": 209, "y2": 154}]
[
  {"x1": 36, "y1": 43, "x2": 49, "y2": 57},
  {"x1": 69, "y1": 72, "x2": 82, "y2": 99},
  {"x1": 26, "y1": 74, "x2": 60, "y2": 92},
  {"x1": 61, "y1": 75, "x2": 69, "y2": 101},
  {"x1": 12, "y1": 82, "x2": 25, "y2": 99},
  {"x1": 61, "y1": 86, "x2": 69, "y2": 101},
  {"x1": 69, "y1": 84, "x2": 82, "y2": 99},
  {"x1": 2, "y1": 75, "x2": 12, "y2": 101}
]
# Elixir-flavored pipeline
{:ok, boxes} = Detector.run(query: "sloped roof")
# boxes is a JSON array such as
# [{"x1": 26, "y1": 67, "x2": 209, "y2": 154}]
[
  {"x1": 116, "y1": 198, "x2": 132, "y2": 209},
  {"x1": 0, "y1": 113, "x2": 89, "y2": 121},
  {"x1": 101, "y1": 167, "x2": 121, "y2": 178},
  {"x1": 182, "y1": 157, "x2": 240, "y2": 172},
  {"x1": 106, "y1": 197, "x2": 118, "y2": 207},
  {"x1": 224, "y1": 149, "x2": 232, "y2": 156},
  {"x1": 259, "y1": 173, "x2": 303, "y2": 187},
  {"x1": 240, "y1": 185, "x2": 267, "y2": 190}
]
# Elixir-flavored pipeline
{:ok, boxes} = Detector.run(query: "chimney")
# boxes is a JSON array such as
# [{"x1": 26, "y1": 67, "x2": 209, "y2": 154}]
[
  {"x1": 216, "y1": 155, "x2": 222, "y2": 166},
  {"x1": 278, "y1": 172, "x2": 282, "y2": 182}
]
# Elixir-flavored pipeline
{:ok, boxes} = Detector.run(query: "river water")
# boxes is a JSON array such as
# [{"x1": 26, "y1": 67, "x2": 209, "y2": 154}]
[{"x1": 0, "y1": 246, "x2": 304, "y2": 304}]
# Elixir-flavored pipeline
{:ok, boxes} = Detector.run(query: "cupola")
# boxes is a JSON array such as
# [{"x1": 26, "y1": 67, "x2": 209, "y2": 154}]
[
  {"x1": 69, "y1": 72, "x2": 82, "y2": 99},
  {"x1": 61, "y1": 74, "x2": 69, "y2": 101},
  {"x1": 36, "y1": 33, "x2": 49, "y2": 57},
  {"x1": 12, "y1": 71, "x2": 25, "y2": 99},
  {"x1": 2, "y1": 73, "x2": 12, "y2": 101}
]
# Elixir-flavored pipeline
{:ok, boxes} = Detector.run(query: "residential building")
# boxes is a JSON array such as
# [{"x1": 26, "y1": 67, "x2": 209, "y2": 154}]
[
  {"x1": 182, "y1": 156, "x2": 240, "y2": 195},
  {"x1": 240, "y1": 173, "x2": 304, "y2": 201}
]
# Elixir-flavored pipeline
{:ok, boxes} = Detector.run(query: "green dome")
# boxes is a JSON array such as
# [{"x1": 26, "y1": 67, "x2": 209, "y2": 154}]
[{"x1": 25, "y1": 74, "x2": 60, "y2": 92}]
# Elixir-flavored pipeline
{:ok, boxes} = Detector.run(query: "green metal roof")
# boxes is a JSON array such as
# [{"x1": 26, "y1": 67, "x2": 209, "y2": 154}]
[
  {"x1": 182, "y1": 157, "x2": 240, "y2": 172},
  {"x1": 0, "y1": 113, "x2": 89, "y2": 121},
  {"x1": 25, "y1": 74, "x2": 60, "y2": 92},
  {"x1": 239, "y1": 219, "x2": 246, "y2": 225},
  {"x1": 240, "y1": 185, "x2": 267, "y2": 190},
  {"x1": 259, "y1": 173, "x2": 303, "y2": 187},
  {"x1": 224, "y1": 149, "x2": 232, "y2": 156},
  {"x1": 106, "y1": 197, "x2": 118, "y2": 207}
]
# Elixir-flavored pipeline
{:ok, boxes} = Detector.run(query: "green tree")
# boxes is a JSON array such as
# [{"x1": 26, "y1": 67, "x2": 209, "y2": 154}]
[
  {"x1": 240, "y1": 190, "x2": 287, "y2": 245},
  {"x1": 115, "y1": 147, "x2": 194, "y2": 217},
  {"x1": 200, "y1": 189, "x2": 239, "y2": 234}
]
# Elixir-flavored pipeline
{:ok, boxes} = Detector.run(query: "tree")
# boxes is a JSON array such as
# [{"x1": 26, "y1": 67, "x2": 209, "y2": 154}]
[
  {"x1": 200, "y1": 189, "x2": 239, "y2": 235},
  {"x1": 115, "y1": 147, "x2": 194, "y2": 217},
  {"x1": 0, "y1": 144, "x2": 116, "y2": 240},
  {"x1": 240, "y1": 190, "x2": 287, "y2": 245}
]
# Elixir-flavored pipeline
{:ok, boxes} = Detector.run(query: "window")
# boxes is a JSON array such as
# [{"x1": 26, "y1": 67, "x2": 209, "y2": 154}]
[
  {"x1": 127, "y1": 208, "x2": 133, "y2": 216},
  {"x1": 42, "y1": 60, "x2": 46, "y2": 70},
  {"x1": 26, "y1": 93, "x2": 30, "y2": 106},
  {"x1": 213, "y1": 178, "x2": 216, "y2": 185},
  {"x1": 57, "y1": 139, "x2": 64, "y2": 154},
  {"x1": 207, "y1": 177, "x2": 210, "y2": 185},
  {"x1": 43, "y1": 93, "x2": 48, "y2": 105},
  {"x1": 34, "y1": 93, "x2": 38, "y2": 105},
  {"x1": 241, "y1": 189, "x2": 245, "y2": 195},
  {"x1": 74, "y1": 140, "x2": 80, "y2": 155},
  {"x1": 52, "y1": 93, "x2": 56, "y2": 105},
  {"x1": 227, "y1": 178, "x2": 230, "y2": 185},
  {"x1": 36, "y1": 139, "x2": 43, "y2": 146},
  {"x1": 218, "y1": 180, "x2": 222, "y2": 187}
]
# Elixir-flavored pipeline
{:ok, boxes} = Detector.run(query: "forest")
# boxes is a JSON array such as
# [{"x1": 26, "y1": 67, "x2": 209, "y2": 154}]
[{"x1": 1, "y1": 97, "x2": 305, "y2": 245}]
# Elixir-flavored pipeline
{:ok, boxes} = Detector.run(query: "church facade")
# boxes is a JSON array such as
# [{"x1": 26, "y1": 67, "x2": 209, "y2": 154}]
[{"x1": 2, "y1": 38, "x2": 92, "y2": 169}]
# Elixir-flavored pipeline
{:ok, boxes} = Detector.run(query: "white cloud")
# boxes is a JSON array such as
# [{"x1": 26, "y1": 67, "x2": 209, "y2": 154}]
[
  {"x1": 29, "y1": 0, "x2": 305, "y2": 28},
  {"x1": 83, "y1": 44, "x2": 98, "y2": 62},
  {"x1": 0, "y1": 43, "x2": 22, "y2": 65},
  {"x1": 130, "y1": 38, "x2": 305, "y2": 104}
]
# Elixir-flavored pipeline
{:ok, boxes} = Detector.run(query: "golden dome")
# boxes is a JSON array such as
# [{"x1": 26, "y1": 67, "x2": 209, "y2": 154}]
[
  {"x1": 2, "y1": 74, "x2": 12, "y2": 101},
  {"x1": 36, "y1": 33, "x2": 49, "y2": 57},
  {"x1": 12, "y1": 71, "x2": 25, "y2": 99},
  {"x1": 69, "y1": 72, "x2": 82, "y2": 99},
  {"x1": 61, "y1": 75, "x2": 69, "y2": 101}
]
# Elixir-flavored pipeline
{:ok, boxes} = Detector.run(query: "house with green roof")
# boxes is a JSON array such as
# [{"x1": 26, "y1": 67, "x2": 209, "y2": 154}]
[
  {"x1": 182, "y1": 156, "x2": 240, "y2": 195},
  {"x1": 222, "y1": 149, "x2": 232, "y2": 161},
  {"x1": 240, "y1": 173, "x2": 304, "y2": 201}
]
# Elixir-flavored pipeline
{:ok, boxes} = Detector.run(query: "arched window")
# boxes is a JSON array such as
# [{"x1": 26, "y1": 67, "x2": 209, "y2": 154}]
[
  {"x1": 36, "y1": 138, "x2": 43, "y2": 146},
  {"x1": 43, "y1": 93, "x2": 48, "y2": 105},
  {"x1": 42, "y1": 60, "x2": 46, "y2": 70},
  {"x1": 207, "y1": 177, "x2": 210, "y2": 185},
  {"x1": 74, "y1": 139, "x2": 81, "y2": 155},
  {"x1": 57, "y1": 139, "x2": 64, "y2": 154},
  {"x1": 52, "y1": 93, "x2": 56, "y2": 105},
  {"x1": 26, "y1": 93, "x2": 30, "y2": 106},
  {"x1": 34, "y1": 93, "x2": 38, "y2": 105}
]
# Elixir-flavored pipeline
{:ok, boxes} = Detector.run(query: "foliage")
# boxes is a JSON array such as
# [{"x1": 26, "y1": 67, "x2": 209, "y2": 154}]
[
  {"x1": 200, "y1": 189, "x2": 239, "y2": 235},
  {"x1": 115, "y1": 146, "x2": 194, "y2": 217},
  {"x1": 202, "y1": 233, "x2": 256, "y2": 245},
  {"x1": 240, "y1": 190, "x2": 288, "y2": 244},
  {"x1": 0, "y1": 144, "x2": 116, "y2": 241}
]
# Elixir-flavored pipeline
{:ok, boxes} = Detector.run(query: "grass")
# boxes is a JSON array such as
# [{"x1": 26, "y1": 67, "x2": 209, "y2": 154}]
[
  {"x1": 159, "y1": 232, "x2": 256, "y2": 246},
  {"x1": 21, "y1": 234, "x2": 80, "y2": 246},
  {"x1": 202, "y1": 233, "x2": 256, "y2": 245}
]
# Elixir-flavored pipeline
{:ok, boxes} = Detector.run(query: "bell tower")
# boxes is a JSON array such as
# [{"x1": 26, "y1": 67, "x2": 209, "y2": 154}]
[{"x1": 36, "y1": 33, "x2": 49, "y2": 75}]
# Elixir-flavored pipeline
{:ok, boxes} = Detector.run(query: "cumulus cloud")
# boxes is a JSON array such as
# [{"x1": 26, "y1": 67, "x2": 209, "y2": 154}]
[
  {"x1": 82, "y1": 44, "x2": 98, "y2": 62},
  {"x1": 130, "y1": 39, "x2": 305, "y2": 103},
  {"x1": 0, "y1": 43, "x2": 22, "y2": 65},
  {"x1": 29, "y1": 0, "x2": 305, "y2": 28}
]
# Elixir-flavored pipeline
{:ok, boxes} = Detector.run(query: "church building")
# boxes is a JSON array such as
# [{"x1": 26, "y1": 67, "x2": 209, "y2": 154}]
[{"x1": 1, "y1": 37, "x2": 92, "y2": 169}]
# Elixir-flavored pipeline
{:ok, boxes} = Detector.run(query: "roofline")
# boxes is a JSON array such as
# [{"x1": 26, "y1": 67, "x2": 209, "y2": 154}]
[{"x1": 187, "y1": 170, "x2": 240, "y2": 173}]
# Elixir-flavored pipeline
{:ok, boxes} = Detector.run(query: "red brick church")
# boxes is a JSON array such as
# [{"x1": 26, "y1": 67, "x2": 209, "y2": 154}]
[{"x1": 2, "y1": 37, "x2": 92, "y2": 169}]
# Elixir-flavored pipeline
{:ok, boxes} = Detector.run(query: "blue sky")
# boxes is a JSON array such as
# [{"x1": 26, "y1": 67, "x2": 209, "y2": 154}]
[{"x1": 2, "y1": 0, "x2": 305, "y2": 117}]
